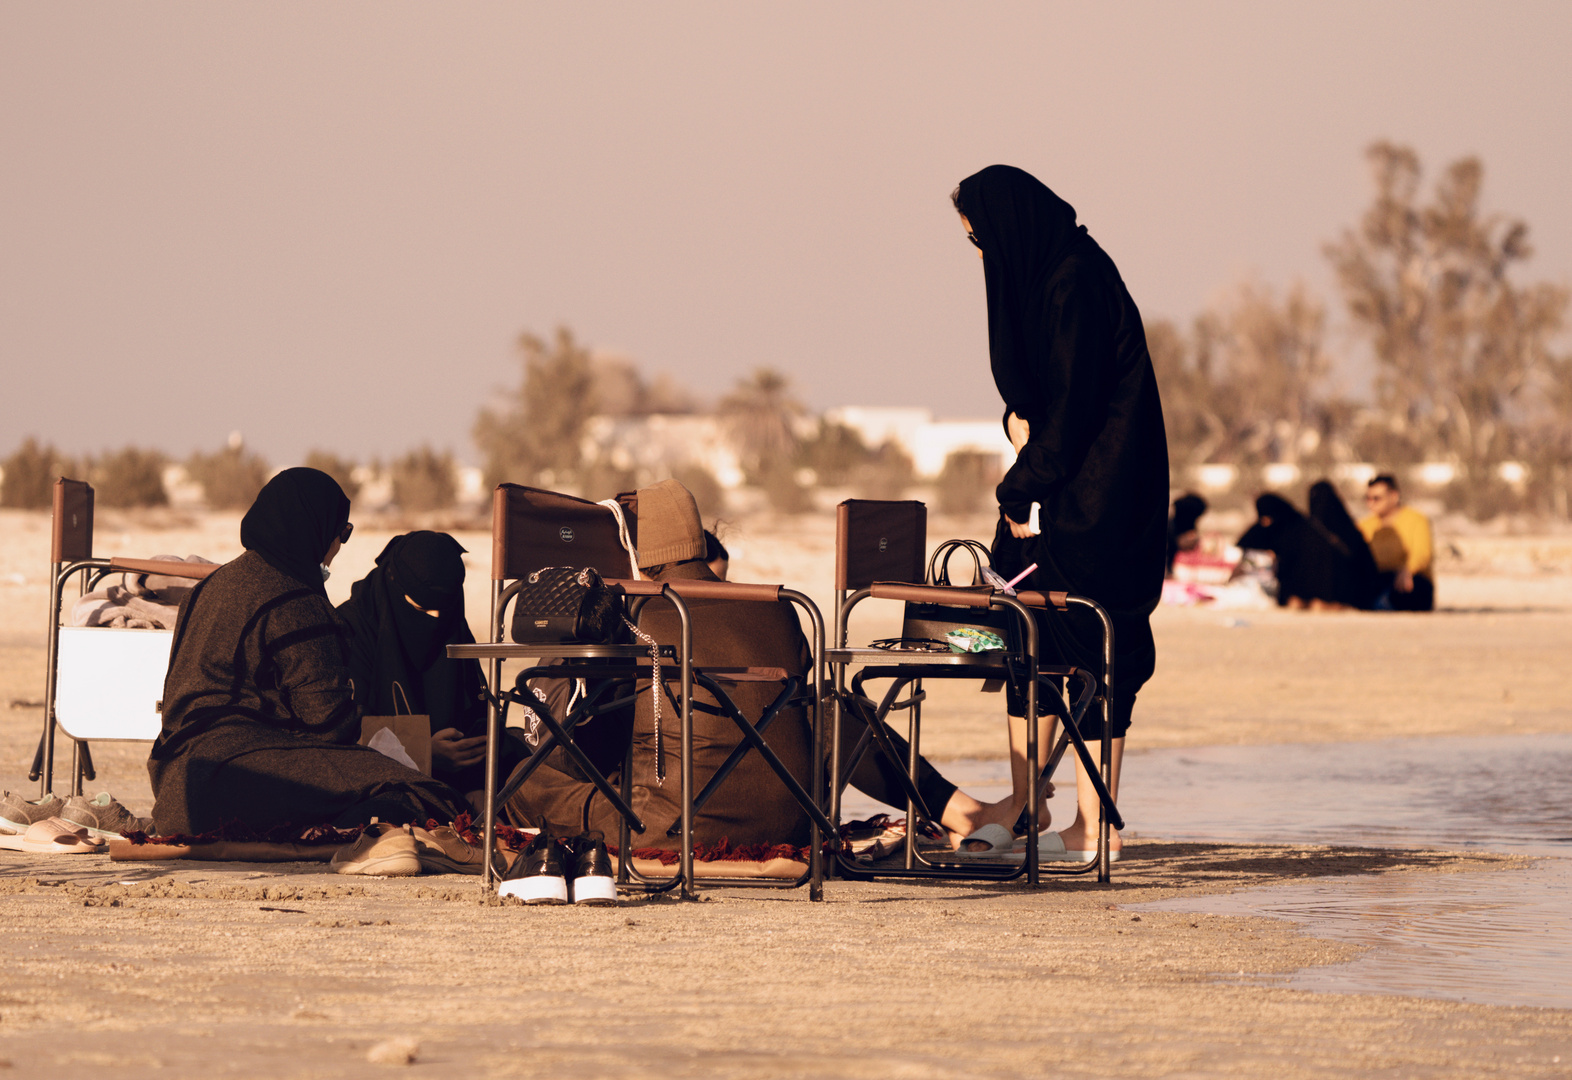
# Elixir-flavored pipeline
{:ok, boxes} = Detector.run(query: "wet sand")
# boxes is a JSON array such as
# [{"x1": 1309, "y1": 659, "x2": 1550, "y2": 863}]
[{"x1": 2, "y1": 508, "x2": 1571, "y2": 1076}]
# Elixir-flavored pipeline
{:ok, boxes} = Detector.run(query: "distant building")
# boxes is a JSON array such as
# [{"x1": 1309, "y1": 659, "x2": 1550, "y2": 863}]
[
  {"x1": 824, "y1": 406, "x2": 1013, "y2": 480},
  {"x1": 581, "y1": 414, "x2": 745, "y2": 488}
]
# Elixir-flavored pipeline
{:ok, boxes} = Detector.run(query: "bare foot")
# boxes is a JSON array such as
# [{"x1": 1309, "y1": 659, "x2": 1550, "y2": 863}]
[
  {"x1": 945, "y1": 793, "x2": 1051, "y2": 851},
  {"x1": 1056, "y1": 818, "x2": 1121, "y2": 854}
]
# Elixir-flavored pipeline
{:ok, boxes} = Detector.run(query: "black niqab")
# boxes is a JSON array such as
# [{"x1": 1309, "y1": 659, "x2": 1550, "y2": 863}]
[
  {"x1": 1308, "y1": 480, "x2": 1380, "y2": 607},
  {"x1": 1239, "y1": 491, "x2": 1375, "y2": 609},
  {"x1": 239, "y1": 468, "x2": 351, "y2": 591},
  {"x1": 955, "y1": 164, "x2": 1087, "y2": 427},
  {"x1": 337, "y1": 532, "x2": 485, "y2": 750}
]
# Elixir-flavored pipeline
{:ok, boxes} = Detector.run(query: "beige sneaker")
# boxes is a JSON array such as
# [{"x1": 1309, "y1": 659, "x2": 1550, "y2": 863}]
[
  {"x1": 0, "y1": 791, "x2": 65, "y2": 833},
  {"x1": 60, "y1": 792, "x2": 154, "y2": 839},
  {"x1": 411, "y1": 824, "x2": 486, "y2": 875},
  {"x1": 330, "y1": 822, "x2": 422, "y2": 877}
]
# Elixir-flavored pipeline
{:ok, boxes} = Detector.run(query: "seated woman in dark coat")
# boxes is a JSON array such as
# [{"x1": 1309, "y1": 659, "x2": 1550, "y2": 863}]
[
  {"x1": 337, "y1": 531, "x2": 529, "y2": 802},
  {"x1": 503, "y1": 480, "x2": 1012, "y2": 852},
  {"x1": 148, "y1": 468, "x2": 469, "y2": 837}
]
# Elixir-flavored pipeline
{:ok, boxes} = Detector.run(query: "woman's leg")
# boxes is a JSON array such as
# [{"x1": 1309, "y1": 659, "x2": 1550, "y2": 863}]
[
  {"x1": 1055, "y1": 736, "x2": 1123, "y2": 853},
  {"x1": 841, "y1": 710, "x2": 1032, "y2": 848}
]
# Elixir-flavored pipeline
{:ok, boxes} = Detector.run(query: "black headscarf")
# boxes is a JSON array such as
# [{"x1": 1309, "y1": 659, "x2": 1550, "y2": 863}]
[
  {"x1": 337, "y1": 532, "x2": 484, "y2": 747},
  {"x1": 1166, "y1": 493, "x2": 1209, "y2": 573},
  {"x1": 1239, "y1": 492, "x2": 1373, "y2": 608},
  {"x1": 954, "y1": 164, "x2": 1088, "y2": 428},
  {"x1": 239, "y1": 467, "x2": 351, "y2": 592},
  {"x1": 1307, "y1": 480, "x2": 1380, "y2": 607}
]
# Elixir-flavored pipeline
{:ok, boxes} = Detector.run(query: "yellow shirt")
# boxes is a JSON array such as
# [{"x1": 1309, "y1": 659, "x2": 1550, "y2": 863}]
[{"x1": 1358, "y1": 506, "x2": 1433, "y2": 578}]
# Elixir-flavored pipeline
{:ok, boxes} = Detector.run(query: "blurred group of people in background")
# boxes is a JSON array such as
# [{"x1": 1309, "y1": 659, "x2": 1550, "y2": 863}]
[{"x1": 1168, "y1": 475, "x2": 1435, "y2": 612}]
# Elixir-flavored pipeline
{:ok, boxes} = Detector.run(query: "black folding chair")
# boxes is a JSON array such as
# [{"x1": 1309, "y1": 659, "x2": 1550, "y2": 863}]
[
  {"x1": 448, "y1": 483, "x2": 830, "y2": 900},
  {"x1": 825, "y1": 499, "x2": 1123, "y2": 885}
]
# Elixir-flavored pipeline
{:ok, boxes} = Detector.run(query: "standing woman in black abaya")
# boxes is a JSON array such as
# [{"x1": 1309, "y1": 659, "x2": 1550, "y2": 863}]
[{"x1": 953, "y1": 165, "x2": 1169, "y2": 859}]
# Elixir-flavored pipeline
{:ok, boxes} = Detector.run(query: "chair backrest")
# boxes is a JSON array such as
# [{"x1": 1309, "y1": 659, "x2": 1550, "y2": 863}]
[
  {"x1": 53, "y1": 626, "x2": 170, "y2": 741},
  {"x1": 835, "y1": 499, "x2": 926, "y2": 591},
  {"x1": 51, "y1": 478, "x2": 94, "y2": 564},
  {"x1": 491, "y1": 483, "x2": 634, "y2": 581}
]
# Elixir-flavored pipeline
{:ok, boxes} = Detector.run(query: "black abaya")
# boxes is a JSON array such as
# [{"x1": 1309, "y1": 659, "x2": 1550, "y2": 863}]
[
  {"x1": 955, "y1": 165, "x2": 1169, "y2": 736},
  {"x1": 149, "y1": 470, "x2": 467, "y2": 834},
  {"x1": 337, "y1": 532, "x2": 502, "y2": 791},
  {"x1": 1238, "y1": 491, "x2": 1375, "y2": 609}
]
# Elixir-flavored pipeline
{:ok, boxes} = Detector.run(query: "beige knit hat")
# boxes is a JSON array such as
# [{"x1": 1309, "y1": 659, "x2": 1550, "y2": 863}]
[{"x1": 635, "y1": 479, "x2": 705, "y2": 568}]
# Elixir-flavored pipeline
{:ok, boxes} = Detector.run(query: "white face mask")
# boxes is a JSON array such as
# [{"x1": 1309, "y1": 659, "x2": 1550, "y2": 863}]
[{"x1": 320, "y1": 564, "x2": 332, "y2": 582}]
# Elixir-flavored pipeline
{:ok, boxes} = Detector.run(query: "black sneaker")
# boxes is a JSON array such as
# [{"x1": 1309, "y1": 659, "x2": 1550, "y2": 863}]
[
  {"x1": 566, "y1": 833, "x2": 617, "y2": 906},
  {"x1": 497, "y1": 828, "x2": 568, "y2": 904}
]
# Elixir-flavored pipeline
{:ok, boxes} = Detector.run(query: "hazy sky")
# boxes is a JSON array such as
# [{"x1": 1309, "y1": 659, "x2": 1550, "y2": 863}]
[{"x1": 3, "y1": 2, "x2": 1569, "y2": 465}]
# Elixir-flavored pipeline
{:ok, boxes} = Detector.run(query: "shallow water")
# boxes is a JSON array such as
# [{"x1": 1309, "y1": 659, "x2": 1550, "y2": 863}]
[{"x1": 841, "y1": 733, "x2": 1572, "y2": 1009}]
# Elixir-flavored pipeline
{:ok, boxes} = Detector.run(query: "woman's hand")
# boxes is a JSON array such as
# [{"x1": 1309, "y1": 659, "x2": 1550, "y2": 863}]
[
  {"x1": 1006, "y1": 515, "x2": 1036, "y2": 539},
  {"x1": 431, "y1": 727, "x2": 488, "y2": 772},
  {"x1": 1006, "y1": 412, "x2": 1031, "y2": 454}
]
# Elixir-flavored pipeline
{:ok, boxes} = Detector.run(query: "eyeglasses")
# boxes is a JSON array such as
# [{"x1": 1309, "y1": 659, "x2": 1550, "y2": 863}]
[
  {"x1": 340, "y1": 522, "x2": 354, "y2": 543},
  {"x1": 966, "y1": 229, "x2": 982, "y2": 250}
]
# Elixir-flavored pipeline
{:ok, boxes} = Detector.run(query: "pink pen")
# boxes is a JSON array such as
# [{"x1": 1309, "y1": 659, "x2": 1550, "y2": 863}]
[{"x1": 1003, "y1": 563, "x2": 1038, "y2": 592}]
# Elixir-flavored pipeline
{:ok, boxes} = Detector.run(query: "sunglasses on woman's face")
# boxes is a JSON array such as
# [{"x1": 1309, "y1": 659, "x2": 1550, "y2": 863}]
[
  {"x1": 340, "y1": 522, "x2": 354, "y2": 544},
  {"x1": 966, "y1": 229, "x2": 982, "y2": 250}
]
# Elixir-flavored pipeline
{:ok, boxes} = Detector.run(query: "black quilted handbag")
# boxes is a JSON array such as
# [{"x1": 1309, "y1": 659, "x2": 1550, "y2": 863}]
[
  {"x1": 900, "y1": 539, "x2": 1021, "y2": 650},
  {"x1": 509, "y1": 566, "x2": 624, "y2": 644}
]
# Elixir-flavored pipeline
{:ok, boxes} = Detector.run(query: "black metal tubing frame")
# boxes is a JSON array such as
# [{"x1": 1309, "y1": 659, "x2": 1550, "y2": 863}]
[
  {"x1": 448, "y1": 581, "x2": 828, "y2": 902},
  {"x1": 34, "y1": 557, "x2": 156, "y2": 797},
  {"x1": 827, "y1": 587, "x2": 1120, "y2": 884},
  {"x1": 563, "y1": 588, "x2": 827, "y2": 901}
]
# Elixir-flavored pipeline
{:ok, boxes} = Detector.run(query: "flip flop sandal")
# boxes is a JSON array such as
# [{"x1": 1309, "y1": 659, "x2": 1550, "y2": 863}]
[
  {"x1": 1063, "y1": 848, "x2": 1122, "y2": 864},
  {"x1": 1013, "y1": 832, "x2": 1072, "y2": 860},
  {"x1": 0, "y1": 816, "x2": 107, "y2": 854},
  {"x1": 946, "y1": 822, "x2": 1016, "y2": 858}
]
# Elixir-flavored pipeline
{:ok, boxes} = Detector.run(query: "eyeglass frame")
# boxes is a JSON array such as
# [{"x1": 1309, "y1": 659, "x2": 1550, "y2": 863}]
[{"x1": 340, "y1": 521, "x2": 354, "y2": 544}]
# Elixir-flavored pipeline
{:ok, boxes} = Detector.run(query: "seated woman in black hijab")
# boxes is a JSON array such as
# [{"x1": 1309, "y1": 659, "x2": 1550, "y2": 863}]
[
  {"x1": 149, "y1": 469, "x2": 469, "y2": 839},
  {"x1": 338, "y1": 531, "x2": 526, "y2": 801},
  {"x1": 1238, "y1": 486, "x2": 1379, "y2": 610}
]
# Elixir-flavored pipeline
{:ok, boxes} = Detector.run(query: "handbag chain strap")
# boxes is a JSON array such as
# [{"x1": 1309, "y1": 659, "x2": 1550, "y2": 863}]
[{"x1": 620, "y1": 614, "x2": 665, "y2": 785}]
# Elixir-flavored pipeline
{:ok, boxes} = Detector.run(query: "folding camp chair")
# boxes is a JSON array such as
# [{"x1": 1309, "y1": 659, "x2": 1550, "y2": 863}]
[
  {"x1": 32, "y1": 478, "x2": 220, "y2": 797},
  {"x1": 824, "y1": 499, "x2": 1123, "y2": 884},
  {"x1": 447, "y1": 484, "x2": 830, "y2": 900}
]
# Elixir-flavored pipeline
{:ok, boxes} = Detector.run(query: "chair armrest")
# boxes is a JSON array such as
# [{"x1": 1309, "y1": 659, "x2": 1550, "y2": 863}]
[
  {"x1": 1015, "y1": 589, "x2": 1069, "y2": 611},
  {"x1": 607, "y1": 578, "x2": 663, "y2": 596},
  {"x1": 870, "y1": 582, "x2": 994, "y2": 607},
  {"x1": 107, "y1": 557, "x2": 220, "y2": 581},
  {"x1": 665, "y1": 579, "x2": 781, "y2": 603},
  {"x1": 607, "y1": 578, "x2": 783, "y2": 603}
]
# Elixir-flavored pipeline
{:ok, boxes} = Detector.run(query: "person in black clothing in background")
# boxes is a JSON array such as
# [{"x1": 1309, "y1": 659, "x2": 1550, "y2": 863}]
[
  {"x1": 953, "y1": 165, "x2": 1170, "y2": 861},
  {"x1": 1166, "y1": 493, "x2": 1208, "y2": 577}
]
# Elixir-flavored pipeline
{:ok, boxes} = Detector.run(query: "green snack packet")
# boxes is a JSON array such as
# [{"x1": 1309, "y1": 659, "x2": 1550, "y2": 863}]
[{"x1": 945, "y1": 627, "x2": 1006, "y2": 653}]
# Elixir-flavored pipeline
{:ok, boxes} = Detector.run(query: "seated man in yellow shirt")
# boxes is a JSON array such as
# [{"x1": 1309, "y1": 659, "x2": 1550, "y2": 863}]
[{"x1": 1358, "y1": 475, "x2": 1435, "y2": 611}]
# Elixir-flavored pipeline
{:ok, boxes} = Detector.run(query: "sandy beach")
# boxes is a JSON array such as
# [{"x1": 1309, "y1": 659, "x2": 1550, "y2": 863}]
[{"x1": 2, "y1": 507, "x2": 1571, "y2": 1076}]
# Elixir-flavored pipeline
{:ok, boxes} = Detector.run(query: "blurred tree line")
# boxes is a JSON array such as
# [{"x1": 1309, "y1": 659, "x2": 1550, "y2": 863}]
[
  {"x1": 6, "y1": 143, "x2": 1565, "y2": 523},
  {"x1": 1156, "y1": 141, "x2": 1570, "y2": 519}
]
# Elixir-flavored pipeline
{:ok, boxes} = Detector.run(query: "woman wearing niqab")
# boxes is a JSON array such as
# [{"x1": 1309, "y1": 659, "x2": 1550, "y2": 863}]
[
  {"x1": 1239, "y1": 485, "x2": 1379, "y2": 610},
  {"x1": 149, "y1": 468, "x2": 468, "y2": 835},
  {"x1": 337, "y1": 532, "x2": 519, "y2": 794},
  {"x1": 953, "y1": 165, "x2": 1170, "y2": 858}
]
